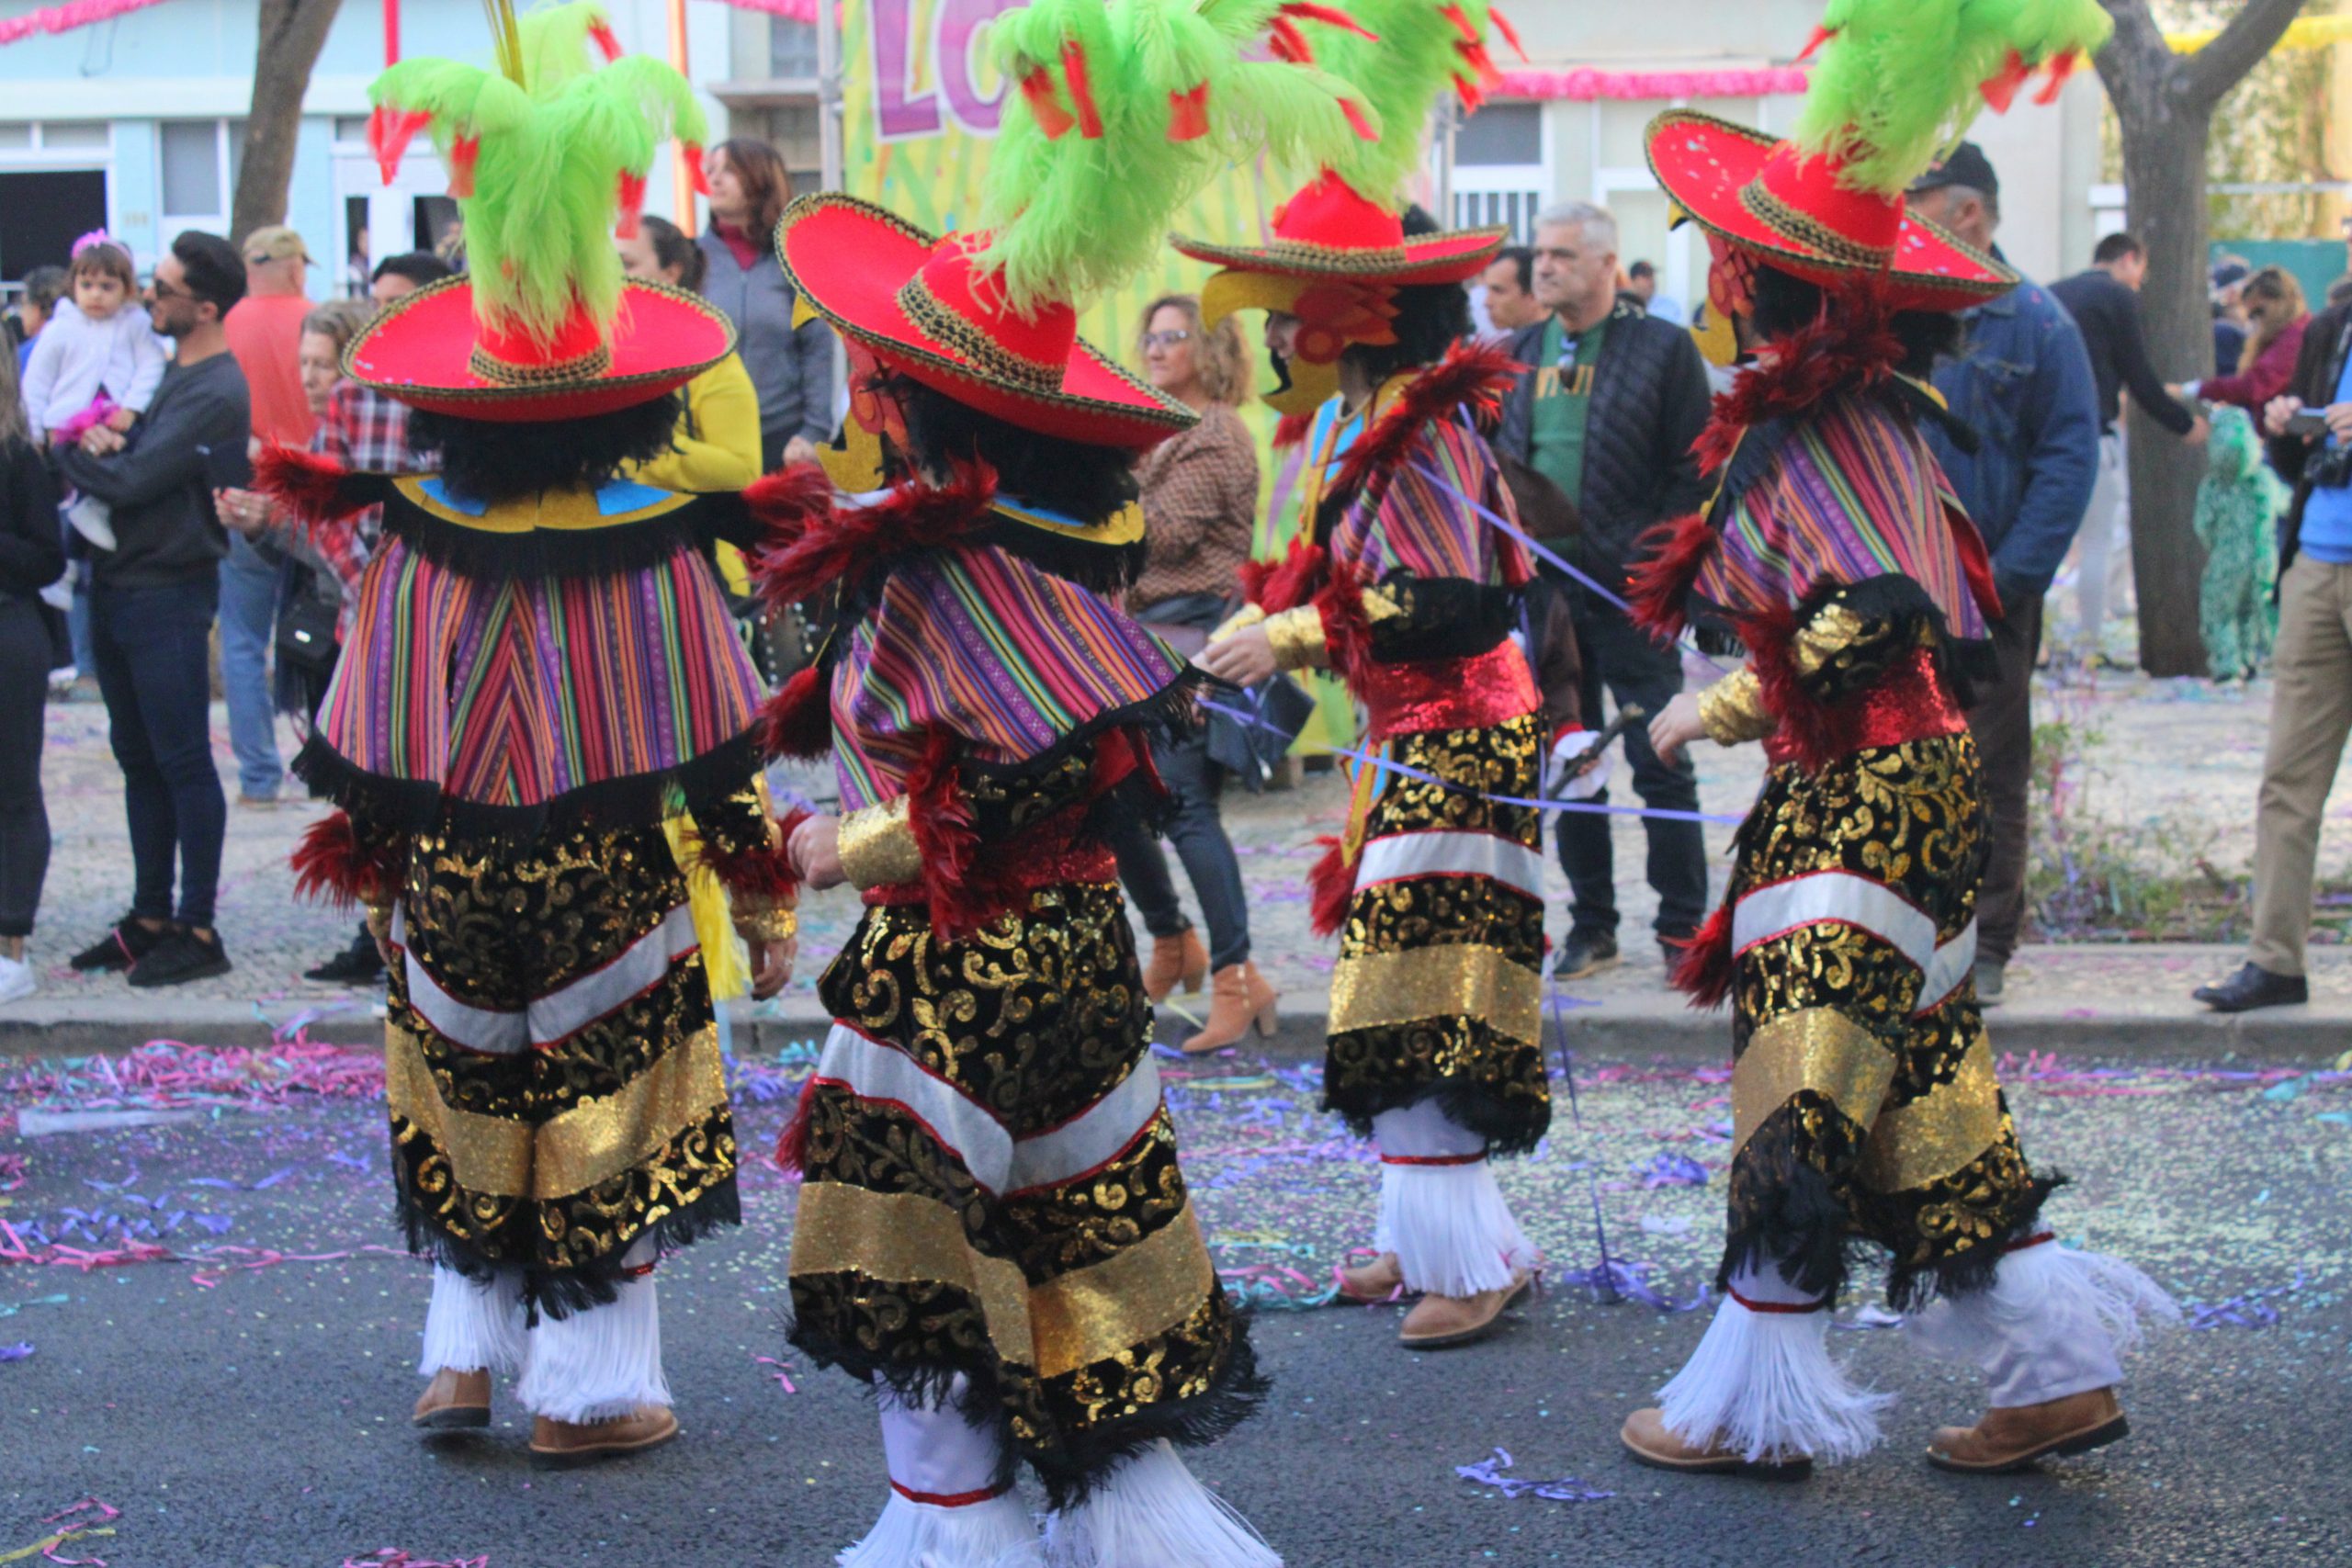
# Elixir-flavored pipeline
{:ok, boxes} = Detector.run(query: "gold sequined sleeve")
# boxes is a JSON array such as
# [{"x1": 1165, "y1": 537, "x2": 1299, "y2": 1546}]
[
  {"x1": 1263, "y1": 604, "x2": 1332, "y2": 671},
  {"x1": 837, "y1": 796, "x2": 922, "y2": 889},
  {"x1": 1697, "y1": 666, "x2": 1776, "y2": 747},
  {"x1": 1206, "y1": 602, "x2": 1267, "y2": 645}
]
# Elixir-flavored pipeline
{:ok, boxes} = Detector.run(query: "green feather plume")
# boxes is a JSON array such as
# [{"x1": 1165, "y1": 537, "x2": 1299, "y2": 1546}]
[
  {"x1": 1310, "y1": 0, "x2": 1504, "y2": 207},
  {"x1": 1792, "y1": 0, "x2": 2113, "y2": 196},
  {"x1": 369, "y1": 1, "x2": 706, "y2": 344},
  {"x1": 974, "y1": 0, "x2": 1373, "y2": 316}
]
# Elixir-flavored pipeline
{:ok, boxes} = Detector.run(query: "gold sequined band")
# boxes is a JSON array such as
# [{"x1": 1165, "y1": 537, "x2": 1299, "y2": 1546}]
[
  {"x1": 385, "y1": 1022, "x2": 729, "y2": 1200},
  {"x1": 1854, "y1": 1026, "x2": 2006, "y2": 1192},
  {"x1": 1730, "y1": 1007, "x2": 1899, "y2": 1158},
  {"x1": 1791, "y1": 603, "x2": 1868, "y2": 677},
  {"x1": 837, "y1": 797, "x2": 922, "y2": 890},
  {"x1": 1737, "y1": 180, "x2": 1896, "y2": 269},
  {"x1": 735, "y1": 906, "x2": 797, "y2": 942},
  {"x1": 467, "y1": 341, "x2": 615, "y2": 387},
  {"x1": 1263, "y1": 605, "x2": 1330, "y2": 671},
  {"x1": 897, "y1": 272, "x2": 1062, "y2": 392},
  {"x1": 1208, "y1": 603, "x2": 1268, "y2": 645},
  {"x1": 1697, "y1": 667, "x2": 1775, "y2": 747},
  {"x1": 789, "y1": 1183, "x2": 1218, "y2": 1378},
  {"x1": 1329, "y1": 942, "x2": 1544, "y2": 1050}
]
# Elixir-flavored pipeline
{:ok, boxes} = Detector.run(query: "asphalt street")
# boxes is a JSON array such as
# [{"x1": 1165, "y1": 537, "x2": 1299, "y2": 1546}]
[{"x1": 4, "y1": 1028, "x2": 2346, "y2": 1568}]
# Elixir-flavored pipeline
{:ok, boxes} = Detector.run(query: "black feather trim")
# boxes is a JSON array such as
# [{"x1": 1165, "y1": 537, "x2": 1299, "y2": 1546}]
[
  {"x1": 1321, "y1": 1057, "x2": 1553, "y2": 1160},
  {"x1": 380, "y1": 497, "x2": 718, "y2": 581},
  {"x1": 394, "y1": 1177, "x2": 741, "y2": 1322},
  {"x1": 976, "y1": 515, "x2": 1151, "y2": 597},
  {"x1": 1716, "y1": 1104, "x2": 1867, "y2": 1305},
  {"x1": 958, "y1": 665, "x2": 1205, "y2": 788},
  {"x1": 292, "y1": 727, "x2": 767, "y2": 842},
  {"x1": 1884, "y1": 1171, "x2": 2065, "y2": 1314}
]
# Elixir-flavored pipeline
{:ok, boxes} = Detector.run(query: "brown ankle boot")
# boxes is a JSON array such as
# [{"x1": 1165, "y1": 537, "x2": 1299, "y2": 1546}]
[
  {"x1": 1620, "y1": 1407, "x2": 1813, "y2": 1481},
  {"x1": 1143, "y1": 930, "x2": 1209, "y2": 1003},
  {"x1": 1181, "y1": 962, "x2": 1278, "y2": 1053},
  {"x1": 527, "y1": 1404, "x2": 681, "y2": 1468},
  {"x1": 1926, "y1": 1387, "x2": 2128, "y2": 1473},
  {"x1": 1335, "y1": 1251, "x2": 1405, "y2": 1303},
  {"x1": 412, "y1": 1368, "x2": 491, "y2": 1430},
  {"x1": 1396, "y1": 1270, "x2": 1534, "y2": 1348}
]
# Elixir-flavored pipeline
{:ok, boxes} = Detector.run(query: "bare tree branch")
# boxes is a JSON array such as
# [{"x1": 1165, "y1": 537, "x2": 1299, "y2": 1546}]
[{"x1": 2179, "y1": 0, "x2": 2312, "y2": 106}]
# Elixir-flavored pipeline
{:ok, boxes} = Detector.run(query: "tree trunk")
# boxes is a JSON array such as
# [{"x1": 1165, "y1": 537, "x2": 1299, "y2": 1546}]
[
  {"x1": 2120, "y1": 105, "x2": 2215, "y2": 678},
  {"x1": 229, "y1": 0, "x2": 347, "y2": 245}
]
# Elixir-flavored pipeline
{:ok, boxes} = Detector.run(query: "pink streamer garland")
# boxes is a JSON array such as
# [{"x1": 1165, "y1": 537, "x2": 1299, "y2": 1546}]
[
  {"x1": 1495, "y1": 65, "x2": 1810, "y2": 100},
  {"x1": 0, "y1": 0, "x2": 172, "y2": 46}
]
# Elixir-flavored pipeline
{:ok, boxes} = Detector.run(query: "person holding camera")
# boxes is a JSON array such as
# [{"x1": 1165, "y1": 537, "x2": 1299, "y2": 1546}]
[{"x1": 2194, "y1": 305, "x2": 2352, "y2": 1012}]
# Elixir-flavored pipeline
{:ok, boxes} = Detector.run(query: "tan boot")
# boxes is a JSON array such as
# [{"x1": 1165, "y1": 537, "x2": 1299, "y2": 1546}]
[
  {"x1": 1181, "y1": 962, "x2": 1279, "y2": 1053},
  {"x1": 1335, "y1": 1251, "x2": 1406, "y2": 1303},
  {"x1": 1396, "y1": 1270, "x2": 1532, "y2": 1348},
  {"x1": 1925, "y1": 1387, "x2": 2127, "y2": 1473},
  {"x1": 412, "y1": 1368, "x2": 491, "y2": 1430},
  {"x1": 527, "y1": 1404, "x2": 681, "y2": 1468},
  {"x1": 1620, "y1": 1407, "x2": 1813, "y2": 1481},
  {"x1": 1142, "y1": 930, "x2": 1209, "y2": 1003}
]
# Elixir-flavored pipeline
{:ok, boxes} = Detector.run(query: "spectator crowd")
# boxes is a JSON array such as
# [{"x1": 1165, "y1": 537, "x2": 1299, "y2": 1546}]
[{"x1": 0, "y1": 135, "x2": 2345, "y2": 1021}]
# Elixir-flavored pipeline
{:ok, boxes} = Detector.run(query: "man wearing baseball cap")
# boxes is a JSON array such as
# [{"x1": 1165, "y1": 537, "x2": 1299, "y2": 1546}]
[
  {"x1": 1906, "y1": 142, "x2": 2102, "y2": 1007},
  {"x1": 218, "y1": 223, "x2": 317, "y2": 808}
]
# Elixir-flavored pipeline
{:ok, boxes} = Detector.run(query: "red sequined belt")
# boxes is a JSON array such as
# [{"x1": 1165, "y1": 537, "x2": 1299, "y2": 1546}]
[
  {"x1": 1360, "y1": 639, "x2": 1540, "y2": 739},
  {"x1": 1761, "y1": 647, "x2": 1967, "y2": 768}
]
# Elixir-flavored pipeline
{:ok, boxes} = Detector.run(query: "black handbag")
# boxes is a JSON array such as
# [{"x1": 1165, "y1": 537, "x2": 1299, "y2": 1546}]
[
  {"x1": 1204, "y1": 672, "x2": 1317, "y2": 791},
  {"x1": 275, "y1": 591, "x2": 341, "y2": 673}
]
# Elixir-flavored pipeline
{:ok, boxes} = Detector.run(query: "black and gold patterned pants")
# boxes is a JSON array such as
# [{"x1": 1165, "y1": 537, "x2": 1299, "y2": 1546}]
[
  {"x1": 385, "y1": 819, "x2": 740, "y2": 1316},
  {"x1": 1324, "y1": 714, "x2": 1552, "y2": 1155},
  {"x1": 1721, "y1": 733, "x2": 2051, "y2": 1308},
  {"x1": 788, "y1": 879, "x2": 1260, "y2": 1506}
]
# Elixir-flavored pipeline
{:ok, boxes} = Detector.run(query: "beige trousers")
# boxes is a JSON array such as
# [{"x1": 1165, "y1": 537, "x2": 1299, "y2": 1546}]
[{"x1": 2249, "y1": 556, "x2": 2352, "y2": 976}]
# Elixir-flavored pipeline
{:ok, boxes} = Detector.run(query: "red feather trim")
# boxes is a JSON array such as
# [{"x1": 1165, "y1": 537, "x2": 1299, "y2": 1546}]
[
  {"x1": 904, "y1": 729, "x2": 1033, "y2": 944},
  {"x1": 1488, "y1": 5, "x2": 1527, "y2": 62},
  {"x1": 774, "y1": 1071, "x2": 820, "y2": 1175},
  {"x1": 751, "y1": 461, "x2": 995, "y2": 610},
  {"x1": 1021, "y1": 66, "x2": 1077, "y2": 139},
  {"x1": 1238, "y1": 536, "x2": 1329, "y2": 614},
  {"x1": 1325, "y1": 339, "x2": 1522, "y2": 513},
  {"x1": 614, "y1": 169, "x2": 648, "y2": 238},
  {"x1": 448, "y1": 135, "x2": 481, "y2": 199},
  {"x1": 1735, "y1": 596, "x2": 1844, "y2": 775},
  {"x1": 1268, "y1": 15, "x2": 1313, "y2": 62},
  {"x1": 1307, "y1": 835, "x2": 1354, "y2": 938},
  {"x1": 1667, "y1": 903, "x2": 1735, "y2": 1010},
  {"x1": 368, "y1": 106, "x2": 431, "y2": 185},
  {"x1": 1693, "y1": 278, "x2": 1905, "y2": 479},
  {"x1": 1310, "y1": 561, "x2": 1370, "y2": 675},
  {"x1": 2033, "y1": 50, "x2": 2079, "y2": 105},
  {"x1": 256, "y1": 446, "x2": 368, "y2": 526},
  {"x1": 741, "y1": 462, "x2": 836, "y2": 551},
  {"x1": 695, "y1": 808, "x2": 809, "y2": 906},
  {"x1": 1272, "y1": 412, "x2": 1316, "y2": 449},
  {"x1": 1623, "y1": 512, "x2": 1717, "y2": 640},
  {"x1": 1060, "y1": 39, "x2": 1104, "y2": 139},
  {"x1": 1168, "y1": 82, "x2": 1210, "y2": 141},
  {"x1": 589, "y1": 19, "x2": 623, "y2": 61},
  {"x1": 684, "y1": 144, "x2": 710, "y2": 197},
  {"x1": 290, "y1": 811, "x2": 401, "y2": 910},
  {"x1": 1978, "y1": 48, "x2": 2030, "y2": 113},
  {"x1": 1280, "y1": 1, "x2": 1377, "y2": 39},
  {"x1": 760, "y1": 665, "x2": 834, "y2": 760},
  {"x1": 1338, "y1": 96, "x2": 1378, "y2": 141}
]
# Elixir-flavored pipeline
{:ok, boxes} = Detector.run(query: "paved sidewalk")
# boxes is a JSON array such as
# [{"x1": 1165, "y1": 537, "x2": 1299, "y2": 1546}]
[{"x1": 9, "y1": 670, "x2": 2349, "y2": 1055}]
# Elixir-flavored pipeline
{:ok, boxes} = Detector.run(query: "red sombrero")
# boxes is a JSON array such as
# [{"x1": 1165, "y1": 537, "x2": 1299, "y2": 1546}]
[
  {"x1": 777, "y1": 192, "x2": 1193, "y2": 453},
  {"x1": 345, "y1": 276, "x2": 735, "y2": 423},
  {"x1": 1645, "y1": 109, "x2": 2013, "y2": 315},
  {"x1": 1170, "y1": 170, "x2": 1506, "y2": 286}
]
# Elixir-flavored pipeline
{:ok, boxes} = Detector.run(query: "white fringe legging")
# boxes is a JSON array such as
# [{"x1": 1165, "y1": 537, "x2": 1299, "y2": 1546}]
[
  {"x1": 1371, "y1": 1099, "x2": 1538, "y2": 1298},
  {"x1": 417, "y1": 1236, "x2": 671, "y2": 1425}
]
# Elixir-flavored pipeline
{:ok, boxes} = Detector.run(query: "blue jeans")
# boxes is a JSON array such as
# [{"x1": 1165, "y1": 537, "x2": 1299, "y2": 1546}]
[
  {"x1": 90, "y1": 579, "x2": 226, "y2": 929},
  {"x1": 69, "y1": 572, "x2": 96, "y2": 675},
  {"x1": 218, "y1": 535, "x2": 283, "y2": 799}
]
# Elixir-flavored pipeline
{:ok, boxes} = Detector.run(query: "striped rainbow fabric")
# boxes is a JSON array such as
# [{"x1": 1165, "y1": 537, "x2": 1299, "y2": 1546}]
[
  {"x1": 830, "y1": 541, "x2": 1187, "y2": 812},
  {"x1": 318, "y1": 530, "x2": 764, "y2": 810},
  {"x1": 1697, "y1": 393, "x2": 1991, "y2": 641},
  {"x1": 1309, "y1": 395, "x2": 1532, "y2": 592}
]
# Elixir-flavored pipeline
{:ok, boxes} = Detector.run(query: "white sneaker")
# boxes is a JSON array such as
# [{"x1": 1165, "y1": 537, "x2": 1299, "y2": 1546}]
[
  {"x1": 0, "y1": 954, "x2": 35, "y2": 1005},
  {"x1": 64, "y1": 491, "x2": 117, "y2": 551}
]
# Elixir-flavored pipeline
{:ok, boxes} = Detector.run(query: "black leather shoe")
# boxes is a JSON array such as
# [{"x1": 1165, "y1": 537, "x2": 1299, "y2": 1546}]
[
  {"x1": 1560, "y1": 931, "x2": 1620, "y2": 979},
  {"x1": 2192, "y1": 963, "x2": 2308, "y2": 1013},
  {"x1": 128, "y1": 929, "x2": 232, "y2": 988},
  {"x1": 306, "y1": 931, "x2": 387, "y2": 985},
  {"x1": 70, "y1": 916, "x2": 166, "y2": 973}
]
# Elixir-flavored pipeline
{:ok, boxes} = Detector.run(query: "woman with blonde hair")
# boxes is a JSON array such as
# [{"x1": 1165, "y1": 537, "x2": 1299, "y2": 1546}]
[
  {"x1": 2185, "y1": 265, "x2": 2309, "y2": 415},
  {"x1": 1113, "y1": 292, "x2": 1278, "y2": 1052}
]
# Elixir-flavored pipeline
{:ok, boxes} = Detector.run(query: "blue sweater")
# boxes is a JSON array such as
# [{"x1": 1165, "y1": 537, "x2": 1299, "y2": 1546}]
[{"x1": 1925, "y1": 262, "x2": 2102, "y2": 601}]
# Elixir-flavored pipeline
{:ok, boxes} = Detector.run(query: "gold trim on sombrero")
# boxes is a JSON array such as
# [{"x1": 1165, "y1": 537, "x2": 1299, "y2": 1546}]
[
  {"x1": 992, "y1": 497, "x2": 1145, "y2": 548},
  {"x1": 1737, "y1": 179, "x2": 1895, "y2": 268},
  {"x1": 897, "y1": 270, "x2": 1064, "y2": 393},
  {"x1": 775, "y1": 191, "x2": 1195, "y2": 433},
  {"x1": 467, "y1": 340, "x2": 615, "y2": 387},
  {"x1": 1172, "y1": 224, "x2": 1509, "y2": 280}
]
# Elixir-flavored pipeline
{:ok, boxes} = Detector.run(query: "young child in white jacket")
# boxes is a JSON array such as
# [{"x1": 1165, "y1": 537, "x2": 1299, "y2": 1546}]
[{"x1": 21, "y1": 235, "x2": 167, "y2": 550}]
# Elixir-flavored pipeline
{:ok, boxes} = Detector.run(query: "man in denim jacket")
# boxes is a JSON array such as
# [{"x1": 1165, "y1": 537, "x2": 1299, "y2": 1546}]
[{"x1": 1909, "y1": 144, "x2": 2101, "y2": 1005}]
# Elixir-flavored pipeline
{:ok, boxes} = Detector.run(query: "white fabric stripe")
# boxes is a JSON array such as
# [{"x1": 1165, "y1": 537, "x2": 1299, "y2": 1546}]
[
  {"x1": 1007, "y1": 1057, "x2": 1163, "y2": 1196},
  {"x1": 397, "y1": 903, "x2": 697, "y2": 1056},
  {"x1": 1732, "y1": 874, "x2": 1976, "y2": 1019},
  {"x1": 1355, "y1": 829, "x2": 1546, "y2": 902},
  {"x1": 815, "y1": 1022, "x2": 1013, "y2": 1193},
  {"x1": 526, "y1": 904, "x2": 698, "y2": 1046},
  {"x1": 1916, "y1": 919, "x2": 1978, "y2": 1013}
]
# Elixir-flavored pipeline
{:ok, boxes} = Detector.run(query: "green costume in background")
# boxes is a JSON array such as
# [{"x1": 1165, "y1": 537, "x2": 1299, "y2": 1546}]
[{"x1": 2193, "y1": 405, "x2": 2282, "y2": 681}]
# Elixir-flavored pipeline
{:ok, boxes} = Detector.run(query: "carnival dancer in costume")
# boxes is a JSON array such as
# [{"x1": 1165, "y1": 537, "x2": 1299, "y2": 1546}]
[
  {"x1": 1619, "y1": 0, "x2": 2178, "y2": 1479},
  {"x1": 262, "y1": 4, "x2": 800, "y2": 1467},
  {"x1": 1182, "y1": 0, "x2": 1552, "y2": 1353},
  {"x1": 757, "y1": 3, "x2": 1371, "y2": 1562}
]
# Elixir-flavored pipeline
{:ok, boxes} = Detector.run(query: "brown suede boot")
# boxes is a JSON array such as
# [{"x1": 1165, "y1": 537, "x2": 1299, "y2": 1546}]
[
  {"x1": 1335, "y1": 1251, "x2": 1406, "y2": 1303},
  {"x1": 1925, "y1": 1387, "x2": 2128, "y2": 1473},
  {"x1": 1396, "y1": 1270, "x2": 1532, "y2": 1348},
  {"x1": 412, "y1": 1368, "x2": 492, "y2": 1430},
  {"x1": 1181, "y1": 962, "x2": 1279, "y2": 1053},
  {"x1": 1142, "y1": 930, "x2": 1209, "y2": 1003},
  {"x1": 528, "y1": 1404, "x2": 681, "y2": 1468},
  {"x1": 1620, "y1": 1407, "x2": 1813, "y2": 1481}
]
